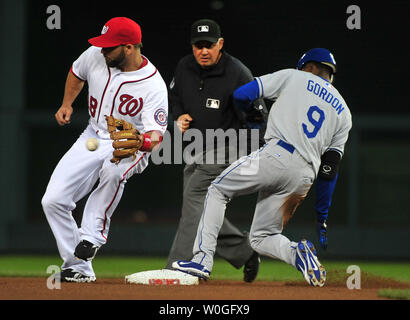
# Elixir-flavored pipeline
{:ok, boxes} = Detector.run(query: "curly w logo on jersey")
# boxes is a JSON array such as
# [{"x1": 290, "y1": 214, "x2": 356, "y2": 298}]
[{"x1": 118, "y1": 94, "x2": 143, "y2": 117}]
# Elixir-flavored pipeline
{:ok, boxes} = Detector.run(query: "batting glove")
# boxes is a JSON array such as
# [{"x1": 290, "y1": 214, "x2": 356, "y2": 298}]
[{"x1": 317, "y1": 221, "x2": 328, "y2": 250}]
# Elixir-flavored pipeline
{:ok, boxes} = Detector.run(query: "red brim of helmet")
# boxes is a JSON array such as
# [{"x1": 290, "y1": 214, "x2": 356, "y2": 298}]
[{"x1": 88, "y1": 35, "x2": 122, "y2": 48}]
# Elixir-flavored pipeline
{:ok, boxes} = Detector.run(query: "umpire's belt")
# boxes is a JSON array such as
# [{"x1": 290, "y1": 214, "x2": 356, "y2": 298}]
[{"x1": 277, "y1": 139, "x2": 295, "y2": 154}]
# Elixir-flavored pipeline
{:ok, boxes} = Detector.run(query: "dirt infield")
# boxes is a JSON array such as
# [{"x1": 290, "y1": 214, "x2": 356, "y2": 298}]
[{"x1": 0, "y1": 272, "x2": 409, "y2": 300}]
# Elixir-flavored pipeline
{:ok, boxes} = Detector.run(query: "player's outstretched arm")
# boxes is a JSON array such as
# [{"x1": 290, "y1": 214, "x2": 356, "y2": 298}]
[
  {"x1": 233, "y1": 80, "x2": 260, "y2": 112},
  {"x1": 315, "y1": 150, "x2": 342, "y2": 250},
  {"x1": 55, "y1": 71, "x2": 85, "y2": 126}
]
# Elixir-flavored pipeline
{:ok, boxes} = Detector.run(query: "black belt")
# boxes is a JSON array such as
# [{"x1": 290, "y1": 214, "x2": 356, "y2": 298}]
[{"x1": 277, "y1": 139, "x2": 295, "y2": 154}]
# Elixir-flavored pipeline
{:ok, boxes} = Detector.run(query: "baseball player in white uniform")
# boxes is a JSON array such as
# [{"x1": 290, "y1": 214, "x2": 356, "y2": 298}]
[
  {"x1": 174, "y1": 48, "x2": 352, "y2": 287},
  {"x1": 41, "y1": 17, "x2": 168, "y2": 282}
]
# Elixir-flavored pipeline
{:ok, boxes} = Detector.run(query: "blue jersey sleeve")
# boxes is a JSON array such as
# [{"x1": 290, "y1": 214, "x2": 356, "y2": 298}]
[
  {"x1": 233, "y1": 80, "x2": 260, "y2": 112},
  {"x1": 315, "y1": 173, "x2": 338, "y2": 223}
]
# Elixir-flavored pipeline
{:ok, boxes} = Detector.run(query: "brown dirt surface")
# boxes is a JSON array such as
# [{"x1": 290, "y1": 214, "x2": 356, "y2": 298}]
[{"x1": 0, "y1": 270, "x2": 409, "y2": 301}]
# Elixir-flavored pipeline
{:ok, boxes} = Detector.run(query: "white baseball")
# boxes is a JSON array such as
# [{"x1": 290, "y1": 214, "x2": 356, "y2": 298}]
[{"x1": 86, "y1": 138, "x2": 99, "y2": 151}]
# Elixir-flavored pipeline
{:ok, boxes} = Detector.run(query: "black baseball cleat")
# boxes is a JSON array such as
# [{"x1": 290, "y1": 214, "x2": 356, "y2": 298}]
[
  {"x1": 55, "y1": 268, "x2": 96, "y2": 283},
  {"x1": 74, "y1": 240, "x2": 99, "y2": 261},
  {"x1": 243, "y1": 251, "x2": 261, "y2": 282}
]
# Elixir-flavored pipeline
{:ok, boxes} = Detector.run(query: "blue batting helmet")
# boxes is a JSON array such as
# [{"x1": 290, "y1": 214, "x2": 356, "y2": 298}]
[{"x1": 297, "y1": 48, "x2": 337, "y2": 74}]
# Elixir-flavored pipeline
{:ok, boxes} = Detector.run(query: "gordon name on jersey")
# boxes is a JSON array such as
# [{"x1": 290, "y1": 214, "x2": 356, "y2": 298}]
[{"x1": 306, "y1": 79, "x2": 345, "y2": 116}]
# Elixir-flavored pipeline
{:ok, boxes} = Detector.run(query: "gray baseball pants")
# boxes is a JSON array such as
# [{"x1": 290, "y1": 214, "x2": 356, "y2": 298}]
[
  {"x1": 191, "y1": 138, "x2": 315, "y2": 272},
  {"x1": 166, "y1": 162, "x2": 254, "y2": 269}
]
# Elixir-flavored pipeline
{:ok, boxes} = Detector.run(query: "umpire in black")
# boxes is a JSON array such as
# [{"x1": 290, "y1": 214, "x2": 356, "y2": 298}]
[{"x1": 166, "y1": 19, "x2": 267, "y2": 282}]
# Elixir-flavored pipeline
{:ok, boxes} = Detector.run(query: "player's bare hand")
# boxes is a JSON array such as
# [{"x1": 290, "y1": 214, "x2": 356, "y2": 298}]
[
  {"x1": 55, "y1": 104, "x2": 73, "y2": 126},
  {"x1": 177, "y1": 114, "x2": 192, "y2": 133}
]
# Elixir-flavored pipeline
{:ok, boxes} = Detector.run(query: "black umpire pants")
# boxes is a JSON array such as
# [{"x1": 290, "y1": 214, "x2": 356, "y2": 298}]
[{"x1": 166, "y1": 162, "x2": 254, "y2": 269}]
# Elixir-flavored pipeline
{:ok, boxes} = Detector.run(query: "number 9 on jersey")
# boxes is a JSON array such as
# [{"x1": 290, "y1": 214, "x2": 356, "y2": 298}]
[{"x1": 303, "y1": 105, "x2": 325, "y2": 138}]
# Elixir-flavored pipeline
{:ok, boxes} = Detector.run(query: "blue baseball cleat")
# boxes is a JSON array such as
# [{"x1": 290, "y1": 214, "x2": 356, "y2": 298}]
[
  {"x1": 172, "y1": 260, "x2": 211, "y2": 280},
  {"x1": 295, "y1": 239, "x2": 326, "y2": 287}
]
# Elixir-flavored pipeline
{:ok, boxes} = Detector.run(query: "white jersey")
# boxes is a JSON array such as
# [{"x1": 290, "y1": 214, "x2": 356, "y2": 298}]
[
  {"x1": 71, "y1": 46, "x2": 168, "y2": 140},
  {"x1": 256, "y1": 69, "x2": 352, "y2": 175}
]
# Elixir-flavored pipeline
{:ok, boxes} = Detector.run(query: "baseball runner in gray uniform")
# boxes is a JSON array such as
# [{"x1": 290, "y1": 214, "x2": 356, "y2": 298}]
[{"x1": 174, "y1": 48, "x2": 352, "y2": 287}]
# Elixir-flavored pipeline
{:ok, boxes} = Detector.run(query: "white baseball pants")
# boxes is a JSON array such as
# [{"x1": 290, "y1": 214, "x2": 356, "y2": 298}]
[{"x1": 41, "y1": 125, "x2": 149, "y2": 276}]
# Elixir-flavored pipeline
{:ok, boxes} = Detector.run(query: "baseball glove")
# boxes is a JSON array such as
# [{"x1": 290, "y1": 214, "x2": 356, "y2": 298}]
[{"x1": 105, "y1": 115, "x2": 144, "y2": 164}]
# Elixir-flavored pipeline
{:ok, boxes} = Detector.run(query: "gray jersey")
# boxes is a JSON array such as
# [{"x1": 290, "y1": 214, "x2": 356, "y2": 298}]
[
  {"x1": 256, "y1": 69, "x2": 352, "y2": 175},
  {"x1": 184, "y1": 68, "x2": 352, "y2": 280}
]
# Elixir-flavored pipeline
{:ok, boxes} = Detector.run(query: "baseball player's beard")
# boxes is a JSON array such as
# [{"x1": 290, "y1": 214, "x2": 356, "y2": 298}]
[{"x1": 105, "y1": 49, "x2": 126, "y2": 69}]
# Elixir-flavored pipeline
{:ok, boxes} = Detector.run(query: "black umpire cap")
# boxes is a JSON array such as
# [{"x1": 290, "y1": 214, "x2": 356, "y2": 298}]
[{"x1": 190, "y1": 19, "x2": 221, "y2": 44}]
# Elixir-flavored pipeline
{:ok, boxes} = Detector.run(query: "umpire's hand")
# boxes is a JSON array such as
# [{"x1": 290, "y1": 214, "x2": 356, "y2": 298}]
[{"x1": 177, "y1": 114, "x2": 192, "y2": 133}]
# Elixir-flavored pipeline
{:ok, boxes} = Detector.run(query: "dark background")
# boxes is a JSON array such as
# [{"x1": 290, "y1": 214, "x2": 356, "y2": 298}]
[
  {"x1": 1, "y1": 0, "x2": 409, "y2": 258},
  {"x1": 27, "y1": 0, "x2": 409, "y2": 114}
]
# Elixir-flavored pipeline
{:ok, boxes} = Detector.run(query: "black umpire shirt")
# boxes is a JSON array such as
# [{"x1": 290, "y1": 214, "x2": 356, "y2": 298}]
[{"x1": 169, "y1": 51, "x2": 266, "y2": 160}]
